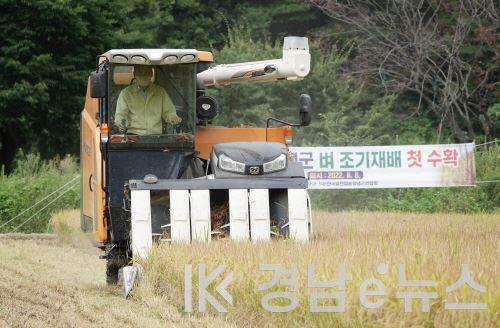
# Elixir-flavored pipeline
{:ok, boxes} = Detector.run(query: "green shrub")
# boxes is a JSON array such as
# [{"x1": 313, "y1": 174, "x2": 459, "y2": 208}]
[{"x1": 0, "y1": 152, "x2": 80, "y2": 233}]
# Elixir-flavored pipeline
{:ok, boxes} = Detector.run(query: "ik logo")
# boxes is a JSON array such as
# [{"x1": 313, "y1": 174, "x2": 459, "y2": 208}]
[{"x1": 184, "y1": 264, "x2": 233, "y2": 313}]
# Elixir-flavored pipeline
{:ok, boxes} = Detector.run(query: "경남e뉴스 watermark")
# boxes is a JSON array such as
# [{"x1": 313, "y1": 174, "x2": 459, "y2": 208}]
[{"x1": 184, "y1": 263, "x2": 487, "y2": 313}]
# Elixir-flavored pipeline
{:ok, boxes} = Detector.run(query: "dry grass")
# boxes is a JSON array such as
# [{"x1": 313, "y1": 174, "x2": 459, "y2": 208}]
[
  {"x1": 137, "y1": 211, "x2": 500, "y2": 327},
  {"x1": 50, "y1": 209, "x2": 89, "y2": 246},
  {"x1": 0, "y1": 233, "x2": 56, "y2": 241},
  {"x1": 1, "y1": 210, "x2": 497, "y2": 327},
  {"x1": 0, "y1": 210, "x2": 234, "y2": 328}
]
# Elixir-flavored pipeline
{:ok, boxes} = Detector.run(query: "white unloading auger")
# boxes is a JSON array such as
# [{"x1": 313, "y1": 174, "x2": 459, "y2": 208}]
[
  {"x1": 128, "y1": 37, "x2": 312, "y2": 260},
  {"x1": 197, "y1": 36, "x2": 311, "y2": 87}
]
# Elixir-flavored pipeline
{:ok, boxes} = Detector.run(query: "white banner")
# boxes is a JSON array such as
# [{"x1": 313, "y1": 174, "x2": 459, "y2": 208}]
[{"x1": 290, "y1": 143, "x2": 476, "y2": 189}]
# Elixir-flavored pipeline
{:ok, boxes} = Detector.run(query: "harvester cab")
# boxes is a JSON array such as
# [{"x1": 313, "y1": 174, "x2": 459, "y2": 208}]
[{"x1": 80, "y1": 36, "x2": 313, "y2": 283}]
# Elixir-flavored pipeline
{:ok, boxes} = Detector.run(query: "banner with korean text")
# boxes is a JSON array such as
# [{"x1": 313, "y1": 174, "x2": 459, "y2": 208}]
[{"x1": 290, "y1": 143, "x2": 475, "y2": 189}]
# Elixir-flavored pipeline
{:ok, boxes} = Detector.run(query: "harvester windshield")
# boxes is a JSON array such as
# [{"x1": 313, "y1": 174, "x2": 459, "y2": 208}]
[{"x1": 108, "y1": 64, "x2": 196, "y2": 148}]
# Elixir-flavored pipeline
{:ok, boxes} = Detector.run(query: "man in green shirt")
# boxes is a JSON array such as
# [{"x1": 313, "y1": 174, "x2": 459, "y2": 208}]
[{"x1": 115, "y1": 65, "x2": 182, "y2": 135}]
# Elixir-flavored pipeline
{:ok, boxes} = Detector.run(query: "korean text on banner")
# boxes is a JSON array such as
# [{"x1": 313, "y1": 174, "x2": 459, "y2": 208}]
[{"x1": 290, "y1": 143, "x2": 475, "y2": 189}]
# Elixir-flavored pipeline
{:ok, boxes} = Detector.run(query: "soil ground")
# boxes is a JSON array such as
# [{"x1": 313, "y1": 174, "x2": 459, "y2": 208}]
[{"x1": 0, "y1": 234, "x2": 231, "y2": 328}]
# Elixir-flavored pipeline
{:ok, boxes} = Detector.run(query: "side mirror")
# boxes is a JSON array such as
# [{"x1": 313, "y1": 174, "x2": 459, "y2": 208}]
[
  {"x1": 90, "y1": 67, "x2": 107, "y2": 98},
  {"x1": 299, "y1": 94, "x2": 312, "y2": 126}
]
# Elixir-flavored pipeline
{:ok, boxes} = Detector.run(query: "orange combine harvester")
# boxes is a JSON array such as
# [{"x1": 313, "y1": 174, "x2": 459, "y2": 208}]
[{"x1": 81, "y1": 37, "x2": 313, "y2": 284}]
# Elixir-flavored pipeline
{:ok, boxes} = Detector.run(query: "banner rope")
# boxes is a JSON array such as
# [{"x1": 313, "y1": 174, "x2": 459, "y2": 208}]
[
  {"x1": 475, "y1": 140, "x2": 499, "y2": 147},
  {"x1": 476, "y1": 180, "x2": 500, "y2": 184},
  {"x1": 0, "y1": 175, "x2": 79, "y2": 230},
  {"x1": 8, "y1": 180, "x2": 79, "y2": 233}
]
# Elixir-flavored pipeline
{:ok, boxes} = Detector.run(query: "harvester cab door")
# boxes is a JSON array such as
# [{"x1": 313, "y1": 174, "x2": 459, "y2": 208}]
[
  {"x1": 81, "y1": 92, "x2": 100, "y2": 236},
  {"x1": 81, "y1": 65, "x2": 108, "y2": 244}
]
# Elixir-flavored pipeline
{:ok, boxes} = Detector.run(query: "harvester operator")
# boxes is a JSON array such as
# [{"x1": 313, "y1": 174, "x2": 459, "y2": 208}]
[{"x1": 114, "y1": 65, "x2": 182, "y2": 135}]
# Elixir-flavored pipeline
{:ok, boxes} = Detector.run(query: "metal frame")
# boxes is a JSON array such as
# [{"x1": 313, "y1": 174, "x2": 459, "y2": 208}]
[{"x1": 129, "y1": 178, "x2": 308, "y2": 191}]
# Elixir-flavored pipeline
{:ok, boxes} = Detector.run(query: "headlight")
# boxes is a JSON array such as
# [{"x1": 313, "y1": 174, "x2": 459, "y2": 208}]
[
  {"x1": 181, "y1": 54, "x2": 195, "y2": 62},
  {"x1": 218, "y1": 154, "x2": 245, "y2": 173},
  {"x1": 162, "y1": 55, "x2": 177, "y2": 64},
  {"x1": 112, "y1": 54, "x2": 128, "y2": 63},
  {"x1": 131, "y1": 55, "x2": 147, "y2": 63},
  {"x1": 263, "y1": 154, "x2": 286, "y2": 173}
]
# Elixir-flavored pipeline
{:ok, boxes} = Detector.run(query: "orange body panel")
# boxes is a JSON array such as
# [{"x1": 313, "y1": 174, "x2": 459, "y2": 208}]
[
  {"x1": 195, "y1": 126, "x2": 287, "y2": 160},
  {"x1": 197, "y1": 51, "x2": 214, "y2": 62},
  {"x1": 81, "y1": 80, "x2": 108, "y2": 244},
  {"x1": 81, "y1": 111, "x2": 96, "y2": 219}
]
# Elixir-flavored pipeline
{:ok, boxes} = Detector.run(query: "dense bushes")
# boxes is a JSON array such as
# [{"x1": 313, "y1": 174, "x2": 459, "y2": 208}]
[{"x1": 0, "y1": 152, "x2": 80, "y2": 233}]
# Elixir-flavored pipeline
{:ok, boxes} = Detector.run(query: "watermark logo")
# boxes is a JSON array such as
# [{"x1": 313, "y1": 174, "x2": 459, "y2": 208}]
[
  {"x1": 184, "y1": 264, "x2": 233, "y2": 313},
  {"x1": 184, "y1": 263, "x2": 487, "y2": 313}
]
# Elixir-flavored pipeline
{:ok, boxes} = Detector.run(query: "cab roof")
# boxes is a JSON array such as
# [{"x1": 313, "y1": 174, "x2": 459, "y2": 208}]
[{"x1": 102, "y1": 49, "x2": 213, "y2": 65}]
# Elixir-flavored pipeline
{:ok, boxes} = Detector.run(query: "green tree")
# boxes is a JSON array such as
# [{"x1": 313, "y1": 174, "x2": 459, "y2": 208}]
[
  {"x1": 113, "y1": 0, "x2": 238, "y2": 50},
  {"x1": 237, "y1": 0, "x2": 328, "y2": 41},
  {"x1": 0, "y1": 0, "x2": 120, "y2": 168},
  {"x1": 0, "y1": 0, "x2": 239, "y2": 169}
]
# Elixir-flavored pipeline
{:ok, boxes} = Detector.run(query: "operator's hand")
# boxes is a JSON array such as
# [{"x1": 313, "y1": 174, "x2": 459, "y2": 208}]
[
  {"x1": 117, "y1": 124, "x2": 127, "y2": 134},
  {"x1": 117, "y1": 119, "x2": 127, "y2": 134},
  {"x1": 168, "y1": 115, "x2": 182, "y2": 125}
]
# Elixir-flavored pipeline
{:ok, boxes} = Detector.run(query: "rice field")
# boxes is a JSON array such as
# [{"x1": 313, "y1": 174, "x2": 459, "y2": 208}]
[
  {"x1": 0, "y1": 210, "x2": 497, "y2": 327},
  {"x1": 136, "y1": 211, "x2": 500, "y2": 327}
]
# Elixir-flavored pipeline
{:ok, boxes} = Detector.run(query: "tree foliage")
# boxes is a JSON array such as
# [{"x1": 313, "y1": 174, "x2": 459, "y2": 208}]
[
  {"x1": 310, "y1": 0, "x2": 500, "y2": 142},
  {"x1": 0, "y1": 0, "x2": 497, "y2": 170},
  {"x1": 0, "y1": 0, "x2": 119, "y2": 167},
  {"x1": 113, "y1": 0, "x2": 235, "y2": 49},
  {"x1": 0, "y1": 0, "x2": 237, "y2": 169}
]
